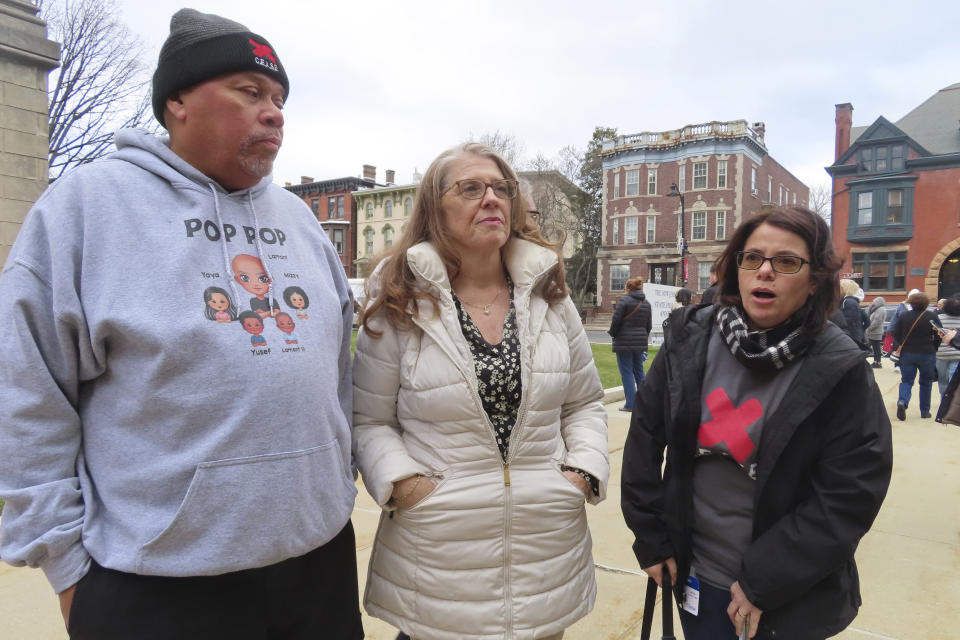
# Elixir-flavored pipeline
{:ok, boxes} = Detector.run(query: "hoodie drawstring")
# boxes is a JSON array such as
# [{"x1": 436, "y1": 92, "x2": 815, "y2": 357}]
[
  {"x1": 246, "y1": 192, "x2": 278, "y2": 312},
  {"x1": 209, "y1": 184, "x2": 245, "y2": 313}
]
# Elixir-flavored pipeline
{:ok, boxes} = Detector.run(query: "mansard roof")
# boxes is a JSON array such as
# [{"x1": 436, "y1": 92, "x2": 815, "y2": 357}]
[{"x1": 849, "y1": 83, "x2": 960, "y2": 156}]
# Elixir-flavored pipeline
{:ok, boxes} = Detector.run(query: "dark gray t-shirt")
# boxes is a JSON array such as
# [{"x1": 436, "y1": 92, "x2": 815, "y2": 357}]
[{"x1": 691, "y1": 329, "x2": 802, "y2": 588}]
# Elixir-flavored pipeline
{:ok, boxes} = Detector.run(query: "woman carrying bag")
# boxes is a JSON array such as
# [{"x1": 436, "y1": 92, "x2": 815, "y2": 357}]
[
  {"x1": 609, "y1": 277, "x2": 653, "y2": 412},
  {"x1": 891, "y1": 291, "x2": 942, "y2": 420}
]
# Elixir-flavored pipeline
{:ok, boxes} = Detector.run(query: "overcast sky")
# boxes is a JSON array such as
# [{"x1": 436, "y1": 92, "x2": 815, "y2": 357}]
[{"x1": 114, "y1": 0, "x2": 960, "y2": 191}]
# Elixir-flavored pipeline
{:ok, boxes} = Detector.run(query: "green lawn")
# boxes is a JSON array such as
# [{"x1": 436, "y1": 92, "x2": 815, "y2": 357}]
[
  {"x1": 354, "y1": 329, "x2": 655, "y2": 391},
  {"x1": 590, "y1": 343, "x2": 658, "y2": 390}
]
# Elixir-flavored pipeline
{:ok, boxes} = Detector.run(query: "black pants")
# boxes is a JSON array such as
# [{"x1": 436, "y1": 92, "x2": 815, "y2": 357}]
[
  {"x1": 68, "y1": 520, "x2": 364, "y2": 640},
  {"x1": 870, "y1": 339, "x2": 883, "y2": 363}
]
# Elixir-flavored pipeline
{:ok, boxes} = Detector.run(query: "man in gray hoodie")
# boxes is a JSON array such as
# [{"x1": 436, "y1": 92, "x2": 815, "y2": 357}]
[{"x1": 0, "y1": 9, "x2": 362, "y2": 639}]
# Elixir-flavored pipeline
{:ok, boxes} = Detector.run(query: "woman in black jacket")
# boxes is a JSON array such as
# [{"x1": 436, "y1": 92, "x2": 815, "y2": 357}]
[
  {"x1": 892, "y1": 291, "x2": 942, "y2": 420},
  {"x1": 839, "y1": 278, "x2": 868, "y2": 349},
  {"x1": 609, "y1": 276, "x2": 652, "y2": 412},
  {"x1": 621, "y1": 207, "x2": 892, "y2": 640}
]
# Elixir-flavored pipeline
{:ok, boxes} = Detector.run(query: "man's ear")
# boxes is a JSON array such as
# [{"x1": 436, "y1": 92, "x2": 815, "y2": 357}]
[{"x1": 165, "y1": 91, "x2": 187, "y2": 124}]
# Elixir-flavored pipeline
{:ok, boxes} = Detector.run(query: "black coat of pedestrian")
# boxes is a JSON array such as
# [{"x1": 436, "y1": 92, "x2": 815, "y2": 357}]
[
  {"x1": 701, "y1": 284, "x2": 718, "y2": 305},
  {"x1": 840, "y1": 296, "x2": 867, "y2": 346},
  {"x1": 892, "y1": 308, "x2": 942, "y2": 354},
  {"x1": 609, "y1": 290, "x2": 652, "y2": 353},
  {"x1": 936, "y1": 332, "x2": 960, "y2": 422},
  {"x1": 621, "y1": 305, "x2": 893, "y2": 640}
]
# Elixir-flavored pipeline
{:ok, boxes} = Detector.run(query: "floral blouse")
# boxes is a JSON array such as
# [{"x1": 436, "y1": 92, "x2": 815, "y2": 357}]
[
  {"x1": 453, "y1": 283, "x2": 599, "y2": 495},
  {"x1": 453, "y1": 287, "x2": 521, "y2": 460}
]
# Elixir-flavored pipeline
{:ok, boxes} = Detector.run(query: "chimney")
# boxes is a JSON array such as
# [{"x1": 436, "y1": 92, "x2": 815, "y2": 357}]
[
  {"x1": 751, "y1": 121, "x2": 766, "y2": 145},
  {"x1": 300, "y1": 176, "x2": 313, "y2": 184},
  {"x1": 362, "y1": 164, "x2": 376, "y2": 181},
  {"x1": 835, "y1": 103, "x2": 853, "y2": 161},
  {"x1": 385, "y1": 169, "x2": 395, "y2": 184}
]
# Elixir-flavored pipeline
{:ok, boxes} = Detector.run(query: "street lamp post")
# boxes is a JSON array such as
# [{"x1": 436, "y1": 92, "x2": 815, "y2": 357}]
[{"x1": 666, "y1": 182, "x2": 687, "y2": 286}]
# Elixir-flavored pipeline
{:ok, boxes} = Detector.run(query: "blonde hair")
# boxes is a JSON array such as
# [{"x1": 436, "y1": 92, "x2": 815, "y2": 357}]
[
  {"x1": 839, "y1": 278, "x2": 860, "y2": 297},
  {"x1": 360, "y1": 142, "x2": 567, "y2": 336}
]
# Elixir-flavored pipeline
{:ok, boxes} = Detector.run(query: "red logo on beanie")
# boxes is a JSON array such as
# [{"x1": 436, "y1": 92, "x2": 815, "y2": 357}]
[{"x1": 249, "y1": 39, "x2": 277, "y2": 64}]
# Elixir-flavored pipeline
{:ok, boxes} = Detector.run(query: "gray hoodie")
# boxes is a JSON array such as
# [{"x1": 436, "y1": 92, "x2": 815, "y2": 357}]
[{"x1": 0, "y1": 129, "x2": 356, "y2": 593}]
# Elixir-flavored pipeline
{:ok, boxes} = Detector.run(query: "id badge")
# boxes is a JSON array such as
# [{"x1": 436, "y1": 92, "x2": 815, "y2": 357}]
[{"x1": 681, "y1": 575, "x2": 700, "y2": 616}]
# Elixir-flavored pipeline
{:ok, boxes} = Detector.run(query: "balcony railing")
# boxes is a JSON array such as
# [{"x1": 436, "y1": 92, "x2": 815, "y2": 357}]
[{"x1": 601, "y1": 120, "x2": 765, "y2": 154}]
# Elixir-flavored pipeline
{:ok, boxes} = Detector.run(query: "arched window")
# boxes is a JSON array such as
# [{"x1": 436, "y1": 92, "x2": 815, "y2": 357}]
[
  {"x1": 365, "y1": 202, "x2": 373, "y2": 219},
  {"x1": 383, "y1": 225, "x2": 394, "y2": 248},
  {"x1": 364, "y1": 228, "x2": 375, "y2": 255},
  {"x1": 404, "y1": 197, "x2": 413, "y2": 216},
  {"x1": 385, "y1": 200, "x2": 393, "y2": 218}
]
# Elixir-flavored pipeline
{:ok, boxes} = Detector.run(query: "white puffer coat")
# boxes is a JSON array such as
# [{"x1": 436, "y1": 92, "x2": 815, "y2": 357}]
[{"x1": 353, "y1": 239, "x2": 609, "y2": 640}]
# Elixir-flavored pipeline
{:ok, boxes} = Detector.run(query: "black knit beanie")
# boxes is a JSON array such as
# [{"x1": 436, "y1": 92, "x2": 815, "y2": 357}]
[{"x1": 151, "y1": 8, "x2": 289, "y2": 126}]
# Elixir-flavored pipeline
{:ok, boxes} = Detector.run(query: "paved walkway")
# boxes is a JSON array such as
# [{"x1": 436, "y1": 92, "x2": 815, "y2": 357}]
[{"x1": 1, "y1": 363, "x2": 958, "y2": 639}]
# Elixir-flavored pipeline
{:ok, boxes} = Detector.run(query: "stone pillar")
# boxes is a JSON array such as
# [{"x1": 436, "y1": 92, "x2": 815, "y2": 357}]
[{"x1": 0, "y1": 0, "x2": 59, "y2": 264}]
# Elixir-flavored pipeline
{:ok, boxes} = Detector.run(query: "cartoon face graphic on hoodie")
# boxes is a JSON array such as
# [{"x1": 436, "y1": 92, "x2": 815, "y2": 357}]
[{"x1": 233, "y1": 253, "x2": 280, "y2": 318}]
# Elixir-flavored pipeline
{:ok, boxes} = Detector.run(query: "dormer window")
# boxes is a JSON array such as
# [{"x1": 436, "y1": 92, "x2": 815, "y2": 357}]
[{"x1": 859, "y1": 144, "x2": 905, "y2": 173}]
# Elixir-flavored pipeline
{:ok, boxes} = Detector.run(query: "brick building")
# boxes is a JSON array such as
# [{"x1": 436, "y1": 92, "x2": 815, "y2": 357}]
[
  {"x1": 826, "y1": 83, "x2": 960, "y2": 301},
  {"x1": 283, "y1": 166, "x2": 378, "y2": 277},
  {"x1": 596, "y1": 120, "x2": 808, "y2": 314},
  {"x1": 352, "y1": 169, "x2": 418, "y2": 277}
]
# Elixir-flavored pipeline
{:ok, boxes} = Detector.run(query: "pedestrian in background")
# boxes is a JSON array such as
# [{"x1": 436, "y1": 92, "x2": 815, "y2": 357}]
[
  {"x1": 893, "y1": 291, "x2": 942, "y2": 420},
  {"x1": 936, "y1": 327, "x2": 960, "y2": 424},
  {"x1": 935, "y1": 295, "x2": 960, "y2": 398},
  {"x1": 839, "y1": 279, "x2": 868, "y2": 350},
  {"x1": 353, "y1": 142, "x2": 609, "y2": 640},
  {"x1": 609, "y1": 277, "x2": 652, "y2": 412},
  {"x1": 672, "y1": 286, "x2": 693, "y2": 310},
  {"x1": 701, "y1": 263, "x2": 719, "y2": 304},
  {"x1": 622, "y1": 206, "x2": 892, "y2": 640},
  {"x1": 866, "y1": 296, "x2": 886, "y2": 368}
]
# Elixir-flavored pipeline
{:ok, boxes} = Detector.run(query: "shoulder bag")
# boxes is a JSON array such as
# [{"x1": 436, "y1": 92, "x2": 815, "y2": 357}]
[
  {"x1": 640, "y1": 572, "x2": 676, "y2": 640},
  {"x1": 889, "y1": 312, "x2": 925, "y2": 365},
  {"x1": 609, "y1": 299, "x2": 644, "y2": 336}
]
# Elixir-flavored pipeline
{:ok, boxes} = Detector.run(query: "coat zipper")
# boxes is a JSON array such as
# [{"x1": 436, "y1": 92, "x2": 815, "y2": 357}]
[{"x1": 410, "y1": 272, "x2": 548, "y2": 639}]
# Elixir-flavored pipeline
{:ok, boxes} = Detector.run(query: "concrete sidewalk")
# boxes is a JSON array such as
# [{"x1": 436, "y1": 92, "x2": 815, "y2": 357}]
[{"x1": 2, "y1": 363, "x2": 958, "y2": 639}]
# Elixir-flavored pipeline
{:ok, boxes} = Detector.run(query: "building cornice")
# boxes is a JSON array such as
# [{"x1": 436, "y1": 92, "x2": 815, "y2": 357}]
[{"x1": 284, "y1": 176, "x2": 375, "y2": 196}]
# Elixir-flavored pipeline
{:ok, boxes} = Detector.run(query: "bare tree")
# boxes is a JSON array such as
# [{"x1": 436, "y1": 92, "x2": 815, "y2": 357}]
[
  {"x1": 808, "y1": 183, "x2": 832, "y2": 224},
  {"x1": 41, "y1": 0, "x2": 153, "y2": 179},
  {"x1": 468, "y1": 130, "x2": 526, "y2": 169}
]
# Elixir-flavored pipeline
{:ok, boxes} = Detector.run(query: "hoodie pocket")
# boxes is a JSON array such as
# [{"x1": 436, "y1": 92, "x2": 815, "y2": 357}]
[{"x1": 137, "y1": 439, "x2": 357, "y2": 575}]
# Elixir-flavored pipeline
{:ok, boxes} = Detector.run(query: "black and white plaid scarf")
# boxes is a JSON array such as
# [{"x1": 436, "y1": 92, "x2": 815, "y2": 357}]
[{"x1": 715, "y1": 305, "x2": 811, "y2": 371}]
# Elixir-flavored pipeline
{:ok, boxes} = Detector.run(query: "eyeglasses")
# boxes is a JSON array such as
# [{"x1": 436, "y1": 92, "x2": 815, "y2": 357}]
[
  {"x1": 736, "y1": 251, "x2": 809, "y2": 274},
  {"x1": 442, "y1": 179, "x2": 519, "y2": 200}
]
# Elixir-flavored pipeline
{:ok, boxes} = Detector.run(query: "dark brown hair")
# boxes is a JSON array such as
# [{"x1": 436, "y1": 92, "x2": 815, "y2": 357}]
[
  {"x1": 716, "y1": 206, "x2": 841, "y2": 334},
  {"x1": 907, "y1": 291, "x2": 929, "y2": 312},
  {"x1": 360, "y1": 142, "x2": 567, "y2": 336},
  {"x1": 944, "y1": 294, "x2": 960, "y2": 317}
]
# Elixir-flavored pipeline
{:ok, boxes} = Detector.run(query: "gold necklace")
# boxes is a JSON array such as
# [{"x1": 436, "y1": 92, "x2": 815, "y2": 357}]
[{"x1": 455, "y1": 287, "x2": 505, "y2": 315}]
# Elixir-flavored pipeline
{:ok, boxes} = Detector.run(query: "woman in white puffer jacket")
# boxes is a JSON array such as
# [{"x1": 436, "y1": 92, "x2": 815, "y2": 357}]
[{"x1": 353, "y1": 143, "x2": 609, "y2": 640}]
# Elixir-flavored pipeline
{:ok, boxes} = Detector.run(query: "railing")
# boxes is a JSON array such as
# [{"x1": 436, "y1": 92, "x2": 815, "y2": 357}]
[{"x1": 601, "y1": 120, "x2": 764, "y2": 154}]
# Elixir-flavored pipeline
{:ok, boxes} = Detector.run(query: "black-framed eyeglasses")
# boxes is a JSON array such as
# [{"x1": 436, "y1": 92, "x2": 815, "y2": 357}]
[
  {"x1": 736, "y1": 251, "x2": 809, "y2": 274},
  {"x1": 442, "y1": 179, "x2": 519, "y2": 200}
]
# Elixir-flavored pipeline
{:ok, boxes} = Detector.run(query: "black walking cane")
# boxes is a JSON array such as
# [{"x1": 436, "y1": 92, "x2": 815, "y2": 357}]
[{"x1": 639, "y1": 569, "x2": 676, "y2": 640}]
